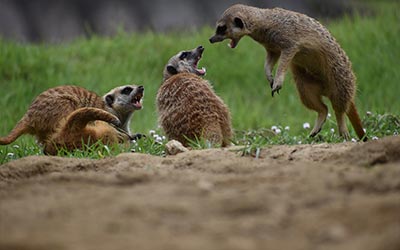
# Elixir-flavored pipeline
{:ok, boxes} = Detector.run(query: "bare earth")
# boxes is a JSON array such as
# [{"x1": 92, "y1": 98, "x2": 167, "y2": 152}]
[{"x1": 1, "y1": 136, "x2": 399, "y2": 250}]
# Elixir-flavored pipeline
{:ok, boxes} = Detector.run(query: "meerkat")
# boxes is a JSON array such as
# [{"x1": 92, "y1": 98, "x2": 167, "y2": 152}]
[
  {"x1": 209, "y1": 4, "x2": 366, "y2": 141},
  {"x1": 157, "y1": 45, "x2": 232, "y2": 147},
  {"x1": 0, "y1": 84, "x2": 144, "y2": 154}
]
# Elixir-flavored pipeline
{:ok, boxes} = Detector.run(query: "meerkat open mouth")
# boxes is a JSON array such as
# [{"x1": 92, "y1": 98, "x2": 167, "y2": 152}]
[
  {"x1": 132, "y1": 93, "x2": 143, "y2": 109},
  {"x1": 228, "y1": 39, "x2": 238, "y2": 49},
  {"x1": 193, "y1": 55, "x2": 206, "y2": 76}
]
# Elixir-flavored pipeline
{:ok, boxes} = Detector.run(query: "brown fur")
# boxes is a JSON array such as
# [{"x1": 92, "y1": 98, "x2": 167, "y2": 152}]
[
  {"x1": 210, "y1": 4, "x2": 366, "y2": 141},
  {"x1": 0, "y1": 85, "x2": 144, "y2": 154},
  {"x1": 157, "y1": 46, "x2": 232, "y2": 147}
]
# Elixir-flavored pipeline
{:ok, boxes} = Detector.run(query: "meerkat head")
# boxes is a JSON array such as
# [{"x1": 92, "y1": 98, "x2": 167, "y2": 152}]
[
  {"x1": 103, "y1": 84, "x2": 144, "y2": 116},
  {"x1": 209, "y1": 4, "x2": 251, "y2": 49},
  {"x1": 163, "y1": 45, "x2": 206, "y2": 81},
  {"x1": 103, "y1": 84, "x2": 144, "y2": 134}
]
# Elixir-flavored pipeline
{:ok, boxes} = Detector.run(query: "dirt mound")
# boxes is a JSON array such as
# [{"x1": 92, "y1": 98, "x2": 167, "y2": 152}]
[
  {"x1": 334, "y1": 136, "x2": 400, "y2": 166},
  {"x1": 1, "y1": 136, "x2": 399, "y2": 250}
]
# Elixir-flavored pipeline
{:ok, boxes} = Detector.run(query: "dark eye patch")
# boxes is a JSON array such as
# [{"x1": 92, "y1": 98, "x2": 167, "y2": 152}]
[
  {"x1": 216, "y1": 25, "x2": 227, "y2": 35},
  {"x1": 179, "y1": 52, "x2": 189, "y2": 60},
  {"x1": 105, "y1": 94, "x2": 114, "y2": 106},
  {"x1": 121, "y1": 86, "x2": 133, "y2": 95}
]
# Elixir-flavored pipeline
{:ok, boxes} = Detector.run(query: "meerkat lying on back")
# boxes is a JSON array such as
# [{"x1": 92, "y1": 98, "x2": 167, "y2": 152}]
[
  {"x1": 0, "y1": 85, "x2": 144, "y2": 155},
  {"x1": 157, "y1": 45, "x2": 232, "y2": 147},
  {"x1": 210, "y1": 4, "x2": 366, "y2": 141}
]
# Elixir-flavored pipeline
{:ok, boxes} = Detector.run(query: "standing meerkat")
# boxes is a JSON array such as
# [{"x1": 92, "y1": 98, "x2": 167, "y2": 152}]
[
  {"x1": 0, "y1": 85, "x2": 144, "y2": 154},
  {"x1": 157, "y1": 45, "x2": 232, "y2": 147},
  {"x1": 209, "y1": 4, "x2": 366, "y2": 141}
]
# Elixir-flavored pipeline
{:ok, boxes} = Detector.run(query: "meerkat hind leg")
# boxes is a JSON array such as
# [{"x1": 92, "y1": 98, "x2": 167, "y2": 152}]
[
  {"x1": 334, "y1": 110, "x2": 350, "y2": 140},
  {"x1": 293, "y1": 68, "x2": 328, "y2": 137},
  {"x1": 305, "y1": 92, "x2": 328, "y2": 137}
]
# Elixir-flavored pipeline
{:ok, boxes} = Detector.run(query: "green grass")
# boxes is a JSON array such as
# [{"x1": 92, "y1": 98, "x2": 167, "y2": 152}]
[{"x1": 1, "y1": 2, "x2": 399, "y2": 163}]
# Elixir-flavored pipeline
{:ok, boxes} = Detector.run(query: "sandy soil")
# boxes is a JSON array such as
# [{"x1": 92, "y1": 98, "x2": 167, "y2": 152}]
[{"x1": 1, "y1": 136, "x2": 399, "y2": 250}]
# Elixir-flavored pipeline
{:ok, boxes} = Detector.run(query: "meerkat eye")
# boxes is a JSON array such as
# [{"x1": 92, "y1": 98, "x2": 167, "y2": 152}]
[
  {"x1": 234, "y1": 18, "x2": 244, "y2": 29},
  {"x1": 179, "y1": 52, "x2": 189, "y2": 60},
  {"x1": 105, "y1": 94, "x2": 114, "y2": 106},
  {"x1": 217, "y1": 25, "x2": 227, "y2": 35},
  {"x1": 167, "y1": 65, "x2": 178, "y2": 75},
  {"x1": 121, "y1": 86, "x2": 133, "y2": 95}
]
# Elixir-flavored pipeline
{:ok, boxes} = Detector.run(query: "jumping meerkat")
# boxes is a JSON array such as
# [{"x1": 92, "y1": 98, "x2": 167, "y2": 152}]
[
  {"x1": 209, "y1": 4, "x2": 366, "y2": 141},
  {"x1": 157, "y1": 45, "x2": 232, "y2": 147},
  {"x1": 0, "y1": 84, "x2": 144, "y2": 154}
]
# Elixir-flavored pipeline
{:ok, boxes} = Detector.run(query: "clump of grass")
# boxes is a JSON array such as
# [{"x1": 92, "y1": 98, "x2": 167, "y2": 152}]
[
  {"x1": 186, "y1": 135, "x2": 216, "y2": 150},
  {"x1": 234, "y1": 111, "x2": 399, "y2": 157},
  {"x1": 130, "y1": 129, "x2": 166, "y2": 155}
]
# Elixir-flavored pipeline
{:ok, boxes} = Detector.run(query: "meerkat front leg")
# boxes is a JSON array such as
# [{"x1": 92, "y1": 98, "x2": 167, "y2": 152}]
[
  {"x1": 271, "y1": 49, "x2": 297, "y2": 96},
  {"x1": 264, "y1": 51, "x2": 280, "y2": 89}
]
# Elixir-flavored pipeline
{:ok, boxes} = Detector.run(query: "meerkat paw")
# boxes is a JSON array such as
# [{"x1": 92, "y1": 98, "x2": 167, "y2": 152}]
[
  {"x1": 271, "y1": 83, "x2": 282, "y2": 97},
  {"x1": 340, "y1": 131, "x2": 351, "y2": 141},
  {"x1": 110, "y1": 118, "x2": 121, "y2": 127},
  {"x1": 131, "y1": 133, "x2": 145, "y2": 141},
  {"x1": 309, "y1": 128, "x2": 322, "y2": 138},
  {"x1": 267, "y1": 75, "x2": 274, "y2": 89}
]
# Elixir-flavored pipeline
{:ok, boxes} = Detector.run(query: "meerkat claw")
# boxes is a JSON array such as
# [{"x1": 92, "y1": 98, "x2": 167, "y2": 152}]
[{"x1": 271, "y1": 85, "x2": 281, "y2": 96}]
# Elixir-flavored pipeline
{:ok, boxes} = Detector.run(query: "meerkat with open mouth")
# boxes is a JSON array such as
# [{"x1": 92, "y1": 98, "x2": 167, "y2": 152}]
[
  {"x1": 157, "y1": 46, "x2": 232, "y2": 147},
  {"x1": 0, "y1": 84, "x2": 144, "y2": 154},
  {"x1": 210, "y1": 4, "x2": 366, "y2": 141}
]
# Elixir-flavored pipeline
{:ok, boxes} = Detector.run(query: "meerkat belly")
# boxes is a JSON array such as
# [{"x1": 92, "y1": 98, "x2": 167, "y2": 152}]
[{"x1": 292, "y1": 48, "x2": 327, "y2": 80}]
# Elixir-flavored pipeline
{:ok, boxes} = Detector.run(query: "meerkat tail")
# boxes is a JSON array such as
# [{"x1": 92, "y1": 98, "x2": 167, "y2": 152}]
[
  {"x1": 63, "y1": 107, "x2": 120, "y2": 132},
  {"x1": 347, "y1": 102, "x2": 367, "y2": 141},
  {"x1": 0, "y1": 119, "x2": 29, "y2": 145}
]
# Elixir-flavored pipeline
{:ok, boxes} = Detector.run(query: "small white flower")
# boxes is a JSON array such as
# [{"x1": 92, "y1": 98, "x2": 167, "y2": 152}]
[
  {"x1": 351, "y1": 138, "x2": 357, "y2": 142},
  {"x1": 284, "y1": 126, "x2": 290, "y2": 131},
  {"x1": 330, "y1": 128, "x2": 335, "y2": 133},
  {"x1": 271, "y1": 125, "x2": 278, "y2": 132},
  {"x1": 298, "y1": 141, "x2": 302, "y2": 144},
  {"x1": 394, "y1": 131, "x2": 398, "y2": 135},
  {"x1": 162, "y1": 136, "x2": 166, "y2": 140},
  {"x1": 327, "y1": 113, "x2": 332, "y2": 118},
  {"x1": 12, "y1": 145, "x2": 20, "y2": 149},
  {"x1": 149, "y1": 130, "x2": 156, "y2": 136},
  {"x1": 7, "y1": 152, "x2": 14, "y2": 157},
  {"x1": 275, "y1": 128, "x2": 282, "y2": 134},
  {"x1": 363, "y1": 128, "x2": 366, "y2": 133},
  {"x1": 303, "y1": 122, "x2": 311, "y2": 129},
  {"x1": 155, "y1": 136, "x2": 163, "y2": 143},
  {"x1": 372, "y1": 136, "x2": 379, "y2": 140},
  {"x1": 366, "y1": 111, "x2": 372, "y2": 116}
]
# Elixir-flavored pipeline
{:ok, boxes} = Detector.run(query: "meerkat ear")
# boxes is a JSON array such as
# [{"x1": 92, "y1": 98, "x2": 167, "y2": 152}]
[
  {"x1": 105, "y1": 94, "x2": 114, "y2": 106},
  {"x1": 234, "y1": 17, "x2": 244, "y2": 29},
  {"x1": 167, "y1": 65, "x2": 178, "y2": 75}
]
